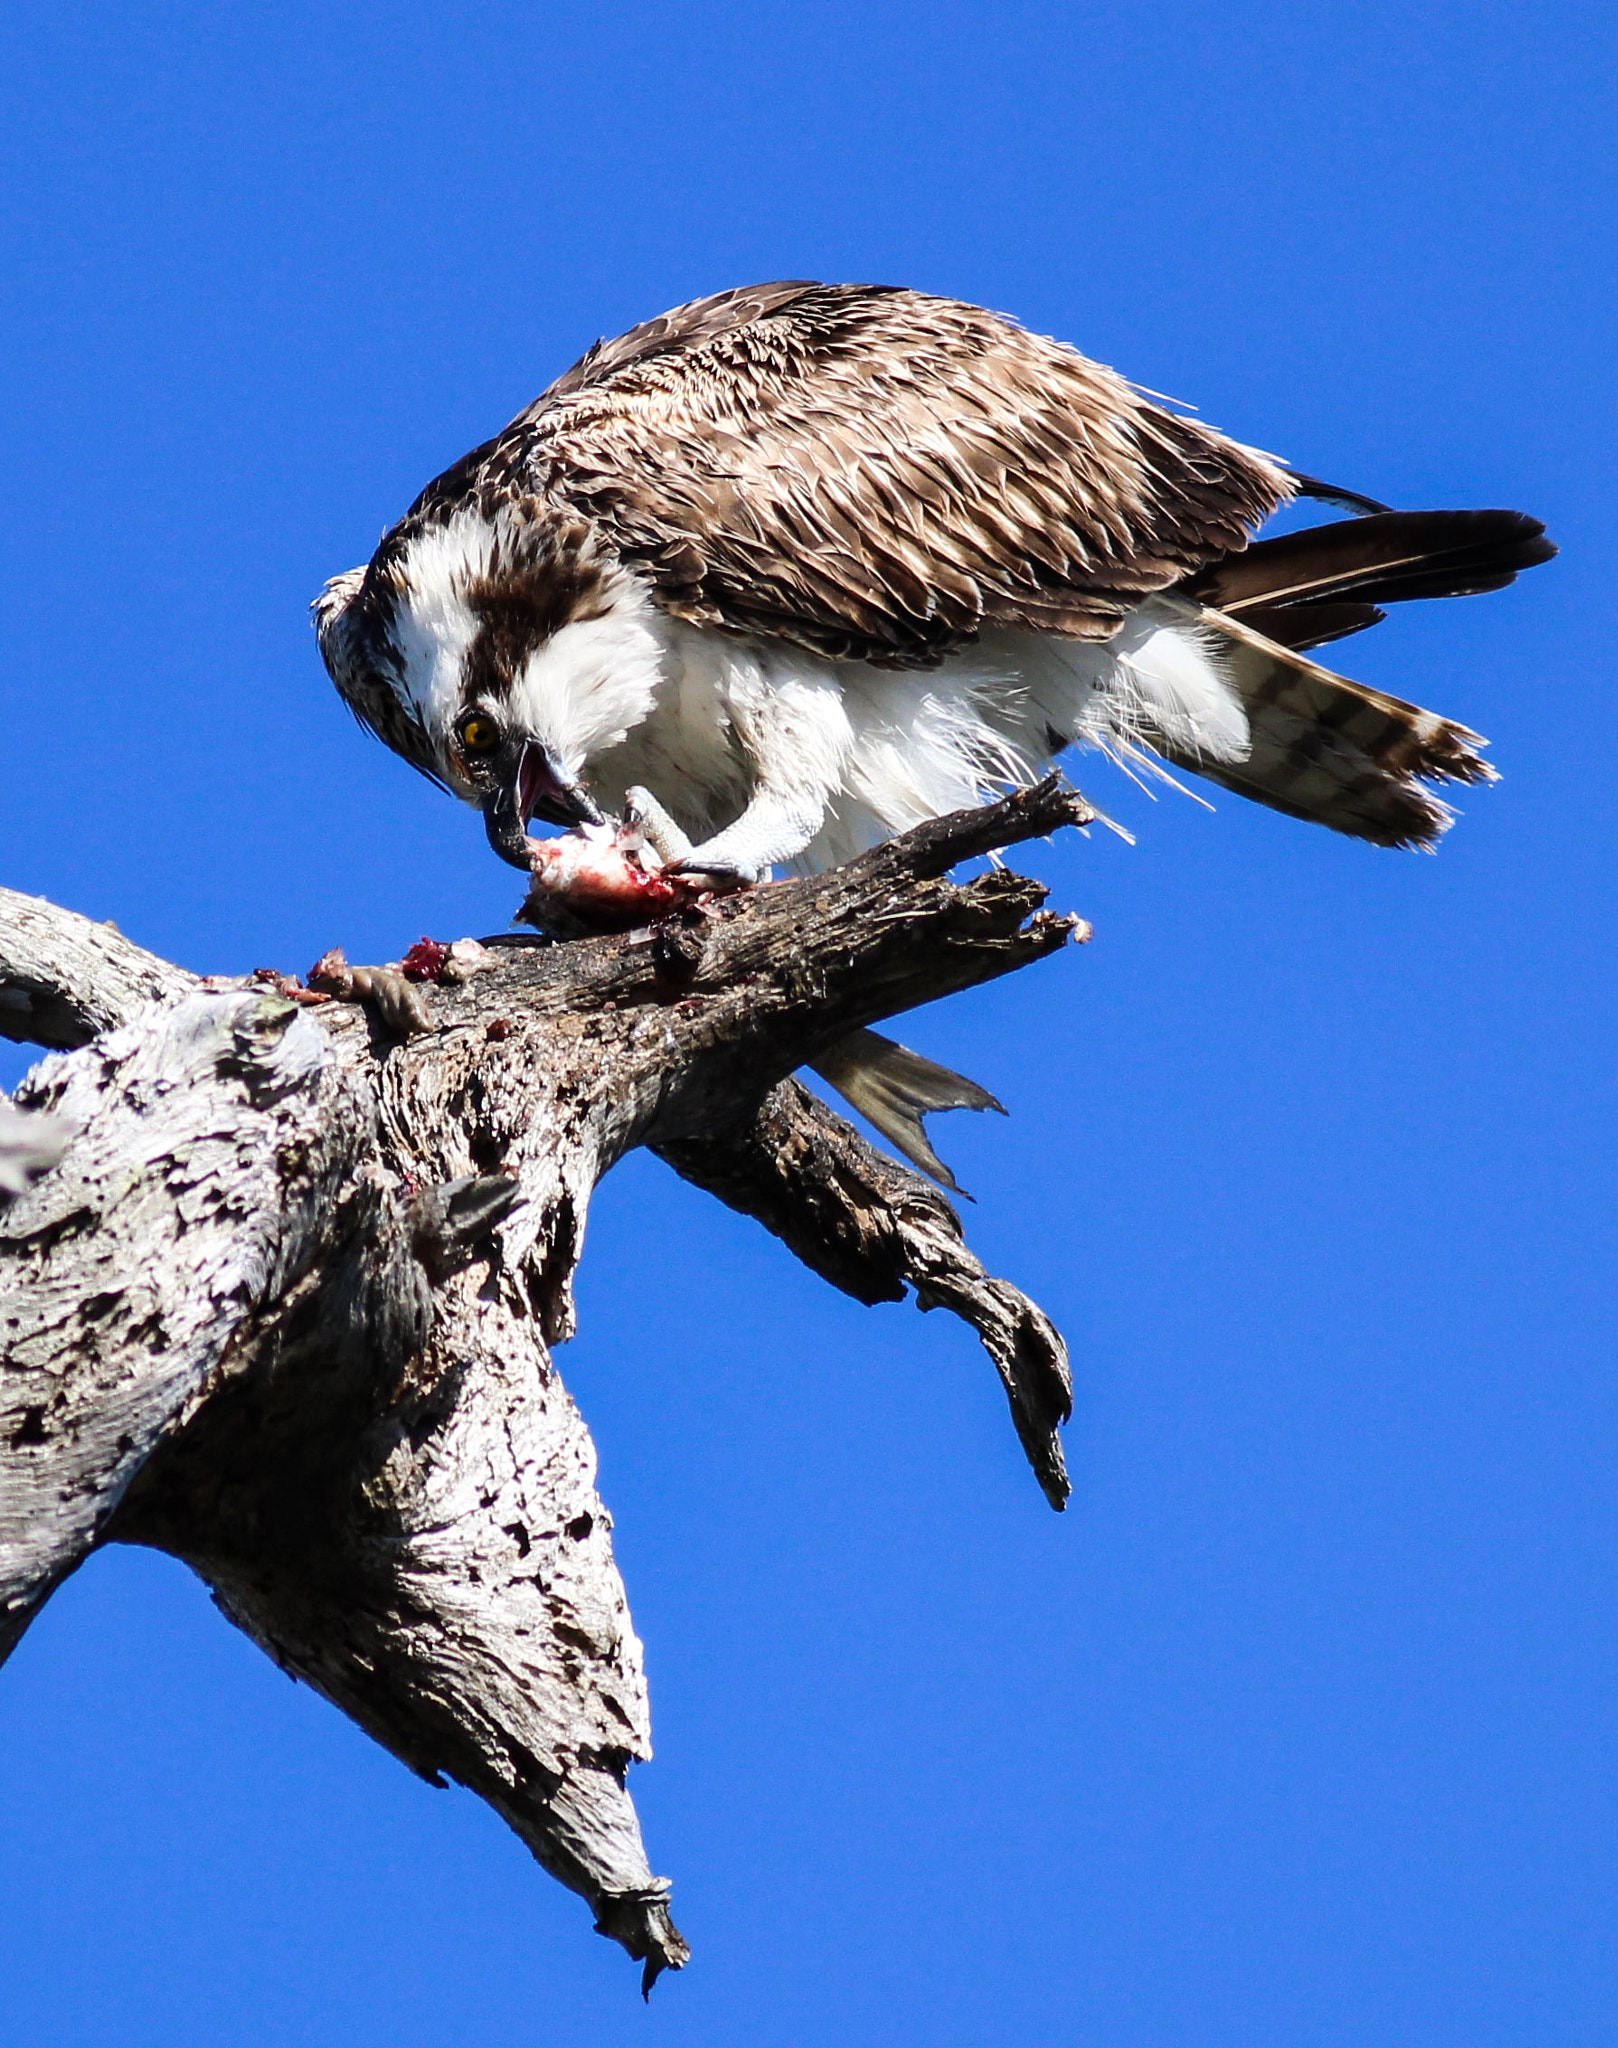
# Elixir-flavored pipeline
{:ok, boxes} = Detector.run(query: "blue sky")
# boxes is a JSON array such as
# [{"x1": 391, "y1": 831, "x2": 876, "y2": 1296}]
[{"x1": 2, "y1": 4, "x2": 1614, "y2": 2043}]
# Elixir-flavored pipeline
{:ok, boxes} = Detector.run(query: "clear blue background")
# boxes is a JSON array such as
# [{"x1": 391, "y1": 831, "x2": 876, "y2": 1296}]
[{"x1": 2, "y1": 5, "x2": 1613, "y2": 2042}]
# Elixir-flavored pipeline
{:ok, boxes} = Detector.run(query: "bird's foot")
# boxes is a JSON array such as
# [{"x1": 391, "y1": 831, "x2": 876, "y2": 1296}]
[
  {"x1": 622, "y1": 787, "x2": 693, "y2": 864},
  {"x1": 624, "y1": 790, "x2": 760, "y2": 890}
]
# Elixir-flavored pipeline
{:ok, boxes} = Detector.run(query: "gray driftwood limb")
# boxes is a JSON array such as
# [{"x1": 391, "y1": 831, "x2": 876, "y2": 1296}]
[
  {"x1": 0, "y1": 885, "x2": 197, "y2": 1050},
  {"x1": 0, "y1": 777, "x2": 1093, "y2": 1990}
]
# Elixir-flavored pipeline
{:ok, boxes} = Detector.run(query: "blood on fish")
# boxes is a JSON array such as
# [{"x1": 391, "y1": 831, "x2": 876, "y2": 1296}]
[{"x1": 520, "y1": 822, "x2": 702, "y2": 935}]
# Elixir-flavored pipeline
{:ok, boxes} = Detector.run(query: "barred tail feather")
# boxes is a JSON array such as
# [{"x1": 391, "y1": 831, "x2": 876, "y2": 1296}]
[{"x1": 1161, "y1": 602, "x2": 1495, "y2": 850}]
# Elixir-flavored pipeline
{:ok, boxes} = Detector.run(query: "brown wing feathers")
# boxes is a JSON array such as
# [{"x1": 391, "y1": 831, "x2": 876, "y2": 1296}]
[{"x1": 513, "y1": 283, "x2": 1296, "y2": 670}]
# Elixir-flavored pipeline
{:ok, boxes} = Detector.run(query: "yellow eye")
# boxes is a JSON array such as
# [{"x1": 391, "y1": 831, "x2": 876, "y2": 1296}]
[{"x1": 458, "y1": 714, "x2": 500, "y2": 756}]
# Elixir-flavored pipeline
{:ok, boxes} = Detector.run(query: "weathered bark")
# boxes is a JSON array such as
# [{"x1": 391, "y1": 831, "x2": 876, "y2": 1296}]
[
  {"x1": 0, "y1": 887, "x2": 196, "y2": 1049},
  {"x1": 0, "y1": 778, "x2": 1093, "y2": 1989}
]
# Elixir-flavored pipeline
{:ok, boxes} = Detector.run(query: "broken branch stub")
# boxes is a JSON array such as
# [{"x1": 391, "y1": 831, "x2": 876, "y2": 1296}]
[{"x1": 0, "y1": 777, "x2": 1093, "y2": 1987}]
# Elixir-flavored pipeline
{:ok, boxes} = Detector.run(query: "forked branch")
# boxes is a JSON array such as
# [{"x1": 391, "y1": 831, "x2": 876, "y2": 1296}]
[{"x1": 0, "y1": 776, "x2": 1094, "y2": 1988}]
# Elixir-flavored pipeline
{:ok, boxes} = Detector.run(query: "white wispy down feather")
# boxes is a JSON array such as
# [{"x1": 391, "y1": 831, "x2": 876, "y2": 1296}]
[{"x1": 587, "y1": 592, "x2": 1248, "y2": 873}]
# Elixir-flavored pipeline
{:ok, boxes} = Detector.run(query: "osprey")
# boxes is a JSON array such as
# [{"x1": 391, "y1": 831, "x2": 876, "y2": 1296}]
[
  {"x1": 313, "y1": 282, "x2": 1553, "y2": 1174},
  {"x1": 315, "y1": 280, "x2": 1552, "y2": 888}
]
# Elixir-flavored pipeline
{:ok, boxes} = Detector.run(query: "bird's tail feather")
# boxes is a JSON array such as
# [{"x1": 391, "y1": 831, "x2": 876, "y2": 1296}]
[
  {"x1": 1153, "y1": 598, "x2": 1495, "y2": 850},
  {"x1": 1181, "y1": 507, "x2": 1555, "y2": 652}
]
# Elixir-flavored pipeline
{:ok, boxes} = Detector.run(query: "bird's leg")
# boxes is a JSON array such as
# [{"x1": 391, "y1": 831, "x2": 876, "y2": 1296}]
[
  {"x1": 668, "y1": 787, "x2": 830, "y2": 889},
  {"x1": 666, "y1": 663, "x2": 850, "y2": 888}
]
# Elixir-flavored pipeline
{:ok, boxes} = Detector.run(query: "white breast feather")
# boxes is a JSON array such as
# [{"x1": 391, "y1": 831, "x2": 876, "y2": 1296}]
[
  {"x1": 507, "y1": 582, "x2": 669, "y2": 774},
  {"x1": 578, "y1": 588, "x2": 1249, "y2": 871}
]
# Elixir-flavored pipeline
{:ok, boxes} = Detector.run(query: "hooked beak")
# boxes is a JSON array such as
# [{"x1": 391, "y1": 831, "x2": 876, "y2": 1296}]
[{"x1": 482, "y1": 742, "x2": 606, "y2": 869}]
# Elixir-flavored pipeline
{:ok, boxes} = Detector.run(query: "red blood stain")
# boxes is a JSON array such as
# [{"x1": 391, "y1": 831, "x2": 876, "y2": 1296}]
[{"x1": 400, "y1": 937, "x2": 453, "y2": 981}]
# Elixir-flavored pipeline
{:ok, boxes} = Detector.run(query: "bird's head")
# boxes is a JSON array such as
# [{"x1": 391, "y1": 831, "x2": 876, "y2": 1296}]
[
  {"x1": 438, "y1": 700, "x2": 608, "y2": 867},
  {"x1": 315, "y1": 511, "x2": 664, "y2": 870}
]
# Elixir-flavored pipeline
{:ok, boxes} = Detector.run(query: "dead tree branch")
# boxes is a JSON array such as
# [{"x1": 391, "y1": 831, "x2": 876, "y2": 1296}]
[
  {"x1": 657, "y1": 1079, "x2": 1074, "y2": 1508},
  {"x1": 0, "y1": 777, "x2": 1094, "y2": 1990},
  {"x1": 0, "y1": 885, "x2": 197, "y2": 1049}
]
